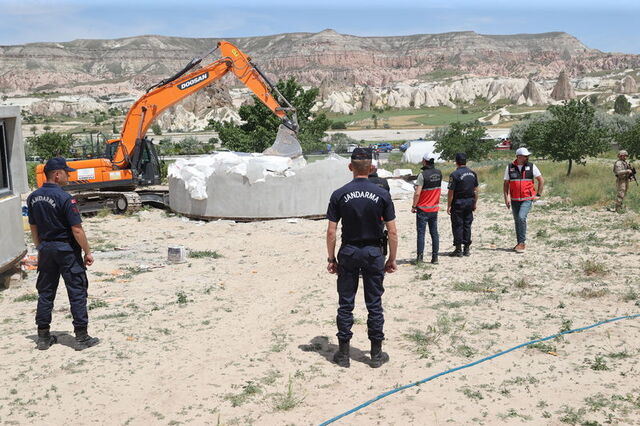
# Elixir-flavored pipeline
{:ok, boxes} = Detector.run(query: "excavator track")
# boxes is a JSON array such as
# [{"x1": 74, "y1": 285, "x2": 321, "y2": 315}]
[{"x1": 72, "y1": 191, "x2": 142, "y2": 214}]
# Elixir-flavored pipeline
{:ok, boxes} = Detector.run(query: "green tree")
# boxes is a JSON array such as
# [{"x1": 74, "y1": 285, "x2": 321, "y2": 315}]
[
  {"x1": 617, "y1": 117, "x2": 640, "y2": 159},
  {"x1": 524, "y1": 100, "x2": 608, "y2": 176},
  {"x1": 329, "y1": 133, "x2": 358, "y2": 153},
  {"x1": 27, "y1": 132, "x2": 76, "y2": 160},
  {"x1": 614, "y1": 95, "x2": 631, "y2": 115},
  {"x1": 434, "y1": 121, "x2": 491, "y2": 161},
  {"x1": 151, "y1": 122, "x2": 162, "y2": 136},
  {"x1": 209, "y1": 78, "x2": 330, "y2": 154}
]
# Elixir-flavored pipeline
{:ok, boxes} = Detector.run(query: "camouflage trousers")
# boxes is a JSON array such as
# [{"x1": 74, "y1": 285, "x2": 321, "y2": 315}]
[{"x1": 616, "y1": 178, "x2": 628, "y2": 210}]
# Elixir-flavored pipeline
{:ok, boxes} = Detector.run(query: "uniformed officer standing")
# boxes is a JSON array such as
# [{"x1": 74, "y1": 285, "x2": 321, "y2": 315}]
[
  {"x1": 27, "y1": 157, "x2": 99, "y2": 351},
  {"x1": 613, "y1": 150, "x2": 634, "y2": 212},
  {"x1": 447, "y1": 153, "x2": 478, "y2": 257},
  {"x1": 326, "y1": 148, "x2": 398, "y2": 368},
  {"x1": 411, "y1": 153, "x2": 442, "y2": 264}
]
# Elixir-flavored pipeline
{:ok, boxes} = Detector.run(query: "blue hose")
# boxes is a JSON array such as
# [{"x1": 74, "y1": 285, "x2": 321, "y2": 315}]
[{"x1": 319, "y1": 313, "x2": 640, "y2": 425}]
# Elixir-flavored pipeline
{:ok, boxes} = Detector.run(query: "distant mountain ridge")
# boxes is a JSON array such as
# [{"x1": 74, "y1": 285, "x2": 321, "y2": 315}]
[{"x1": 1, "y1": 29, "x2": 639, "y2": 95}]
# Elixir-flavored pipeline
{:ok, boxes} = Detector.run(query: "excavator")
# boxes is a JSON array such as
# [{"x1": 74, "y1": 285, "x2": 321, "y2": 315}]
[{"x1": 36, "y1": 41, "x2": 303, "y2": 213}]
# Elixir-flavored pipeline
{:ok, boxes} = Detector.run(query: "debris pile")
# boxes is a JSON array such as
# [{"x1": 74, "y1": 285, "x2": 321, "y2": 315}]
[{"x1": 168, "y1": 153, "x2": 352, "y2": 220}]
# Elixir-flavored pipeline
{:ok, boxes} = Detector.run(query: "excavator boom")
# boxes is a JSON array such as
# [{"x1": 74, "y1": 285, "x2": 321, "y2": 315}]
[{"x1": 111, "y1": 40, "x2": 300, "y2": 168}]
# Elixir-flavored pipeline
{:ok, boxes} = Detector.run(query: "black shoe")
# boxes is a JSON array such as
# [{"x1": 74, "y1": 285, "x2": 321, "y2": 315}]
[
  {"x1": 431, "y1": 255, "x2": 439, "y2": 264},
  {"x1": 416, "y1": 254, "x2": 424, "y2": 264},
  {"x1": 370, "y1": 340, "x2": 389, "y2": 368},
  {"x1": 451, "y1": 245, "x2": 463, "y2": 257},
  {"x1": 75, "y1": 329, "x2": 100, "y2": 351},
  {"x1": 463, "y1": 245, "x2": 470, "y2": 256},
  {"x1": 37, "y1": 328, "x2": 57, "y2": 351},
  {"x1": 332, "y1": 340, "x2": 350, "y2": 368}
]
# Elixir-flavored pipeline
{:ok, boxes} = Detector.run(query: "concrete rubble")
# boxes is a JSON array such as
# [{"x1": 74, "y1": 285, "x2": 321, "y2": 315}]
[{"x1": 168, "y1": 152, "x2": 352, "y2": 220}]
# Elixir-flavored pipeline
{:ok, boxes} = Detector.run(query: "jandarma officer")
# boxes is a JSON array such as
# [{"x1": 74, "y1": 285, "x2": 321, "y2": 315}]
[
  {"x1": 447, "y1": 152, "x2": 478, "y2": 257},
  {"x1": 27, "y1": 157, "x2": 99, "y2": 351},
  {"x1": 326, "y1": 148, "x2": 398, "y2": 369}
]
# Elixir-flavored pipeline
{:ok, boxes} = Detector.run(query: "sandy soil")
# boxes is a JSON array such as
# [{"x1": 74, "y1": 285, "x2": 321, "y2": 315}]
[{"x1": 1, "y1": 194, "x2": 639, "y2": 425}]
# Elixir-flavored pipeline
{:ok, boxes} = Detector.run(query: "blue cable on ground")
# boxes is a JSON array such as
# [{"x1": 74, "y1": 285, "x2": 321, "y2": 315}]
[{"x1": 319, "y1": 313, "x2": 640, "y2": 425}]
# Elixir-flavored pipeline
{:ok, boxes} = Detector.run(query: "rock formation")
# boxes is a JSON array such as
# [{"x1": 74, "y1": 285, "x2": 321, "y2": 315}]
[
  {"x1": 618, "y1": 75, "x2": 638, "y2": 94},
  {"x1": 0, "y1": 30, "x2": 638, "y2": 97},
  {"x1": 550, "y1": 71, "x2": 576, "y2": 101},
  {"x1": 516, "y1": 79, "x2": 548, "y2": 105}
]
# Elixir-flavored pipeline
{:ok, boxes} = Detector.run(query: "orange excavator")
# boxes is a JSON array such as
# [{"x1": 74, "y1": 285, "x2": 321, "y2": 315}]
[{"x1": 36, "y1": 41, "x2": 302, "y2": 213}]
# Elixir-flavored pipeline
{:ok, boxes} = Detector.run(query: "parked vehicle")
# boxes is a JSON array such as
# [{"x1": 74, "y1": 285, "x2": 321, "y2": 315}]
[
  {"x1": 375, "y1": 143, "x2": 394, "y2": 153},
  {"x1": 495, "y1": 138, "x2": 512, "y2": 150}
]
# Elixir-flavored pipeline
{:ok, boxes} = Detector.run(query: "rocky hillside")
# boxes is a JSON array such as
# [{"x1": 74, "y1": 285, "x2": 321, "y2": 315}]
[
  {"x1": 1, "y1": 30, "x2": 639, "y2": 131},
  {"x1": 2, "y1": 29, "x2": 639, "y2": 95}
]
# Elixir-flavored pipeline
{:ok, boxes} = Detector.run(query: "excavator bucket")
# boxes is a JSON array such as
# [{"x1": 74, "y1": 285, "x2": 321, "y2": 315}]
[{"x1": 263, "y1": 124, "x2": 303, "y2": 158}]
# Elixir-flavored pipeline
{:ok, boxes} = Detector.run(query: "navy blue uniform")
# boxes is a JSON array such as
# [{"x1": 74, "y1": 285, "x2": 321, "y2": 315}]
[
  {"x1": 27, "y1": 183, "x2": 89, "y2": 331},
  {"x1": 327, "y1": 178, "x2": 395, "y2": 343},
  {"x1": 448, "y1": 166, "x2": 478, "y2": 246}
]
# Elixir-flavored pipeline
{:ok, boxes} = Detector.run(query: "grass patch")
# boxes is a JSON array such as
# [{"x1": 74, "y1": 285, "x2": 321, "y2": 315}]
[
  {"x1": 586, "y1": 355, "x2": 609, "y2": 371},
  {"x1": 582, "y1": 260, "x2": 608, "y2": 276},
  {"x1": 527, "y1": 334, "x2": 556, "y2": 353},
  {"x1": 576, "y1": 287, "x2": 610, "y2": 299},
  {"x1": 479, "y1": 321, "x2": 501, "y2": 330},
  {"x1": 176, "y1": 291, "x2": 189, "y2": 304},
  {"x1": 13, "y1": 293, "x2": 38, "y2": 302},
  {"x1": 224, "y1": 381, "x2": 262, "y2": 407},
  {"x1": 453, "y1": 276, "x2": 497, "y2": 293},
  {"x1": 460, "y1": 387, "x2": 483, "y2": 400},
  {"x1": 272, "y1": 376, "x2": 304, "y2": 411},
  {"x1": 88, "y1": 299, "x2": 108, "y2": 310},
  {"x1": 188, "y1": 250, "x2": 222, "y2": 259}
]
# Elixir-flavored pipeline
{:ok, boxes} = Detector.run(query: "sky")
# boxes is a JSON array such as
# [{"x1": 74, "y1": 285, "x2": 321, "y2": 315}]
[{"x1": 1, "y1": 0, "x2": 639, "y2": 54}]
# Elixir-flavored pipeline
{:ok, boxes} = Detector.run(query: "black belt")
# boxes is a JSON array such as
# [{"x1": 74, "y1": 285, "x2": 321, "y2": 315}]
[{"x1": 343, "y1": 240, "x2": 382, "y2": 247}]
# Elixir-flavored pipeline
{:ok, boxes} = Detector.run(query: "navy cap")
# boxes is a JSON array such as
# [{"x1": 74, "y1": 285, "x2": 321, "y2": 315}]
[
  {"x1": 455, "y1": 152, "x2": 467, "y2": 163},
  {"x1": 351, "y1": 147, "x2": 373, "y2": 160},
  {"x1": 44, "y1": 157, "x2": 76, "y2": 173}
]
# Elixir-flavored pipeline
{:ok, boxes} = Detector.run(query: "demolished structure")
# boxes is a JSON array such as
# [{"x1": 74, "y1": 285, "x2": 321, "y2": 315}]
[
  {"x1": 168, "y1": 153, "x2": 352, "y2": 220},
  {"x1": 0, "y1": 106, "x2": 28, "y2": 288}
]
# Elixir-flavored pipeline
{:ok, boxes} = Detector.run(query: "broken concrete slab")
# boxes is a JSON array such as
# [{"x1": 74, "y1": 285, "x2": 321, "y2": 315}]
[{"x1": 168, "y1": 153, "x2": 352, "y2": 220}]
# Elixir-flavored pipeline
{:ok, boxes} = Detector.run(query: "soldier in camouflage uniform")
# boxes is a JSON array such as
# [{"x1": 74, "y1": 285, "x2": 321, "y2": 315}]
[{"x1": 613, "y1": 150, "x2": 634, "y2": 212}]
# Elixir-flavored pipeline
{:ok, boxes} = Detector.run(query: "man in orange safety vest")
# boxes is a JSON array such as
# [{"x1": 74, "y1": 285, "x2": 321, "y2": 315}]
[{"x1": 503, "y1": 147, "x2": 544, "y2": 253}]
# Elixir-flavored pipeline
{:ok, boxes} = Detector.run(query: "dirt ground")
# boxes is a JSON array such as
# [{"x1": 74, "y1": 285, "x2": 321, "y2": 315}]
[{"x1": 1, "y1": 194, "x2": 639, "y2": 425}]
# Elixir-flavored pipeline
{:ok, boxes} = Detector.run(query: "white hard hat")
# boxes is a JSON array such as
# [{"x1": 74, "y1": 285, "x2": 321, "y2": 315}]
[
  {"x1": 422, "y1": 152, "x2": 433, "y2": 161},
  {"x1": 516, "y1": 147, "x2": 531, "y2": 156}
]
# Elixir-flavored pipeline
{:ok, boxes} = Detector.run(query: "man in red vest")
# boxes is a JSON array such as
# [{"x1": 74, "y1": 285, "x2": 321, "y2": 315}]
[
  {"x1": 503, "y1": 148, "x2": 544, "y2": 253},
  {"x1": 412, "y1": 153, "x2": 442, "y2": 264}
]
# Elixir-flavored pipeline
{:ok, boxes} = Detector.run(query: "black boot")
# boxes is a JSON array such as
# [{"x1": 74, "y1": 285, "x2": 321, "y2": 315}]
[
  {"x1": 75, "y1": 328, "x2": 100, "y2": 351},
  {"x1": 37, "y1": 328, "x2": 57, "y2": 351},
  {"x1": 451, "y1": 245, "x2": 463, "y2": 257},
  {"x1": 431, "y1": 254, "x2": 439, "y2": 264},
  {"x1": 463, "y1": 244, "x2": 471, "y2": 256},
  {"x1": 416, "y1": 254, "x2": 424, "y2": 264},
  {"x1": 332, "y1": 340, "x2": 350, "y2": 368},
  {"x1": 370, "y1": 340, "x2": 389, "y2": 368}
]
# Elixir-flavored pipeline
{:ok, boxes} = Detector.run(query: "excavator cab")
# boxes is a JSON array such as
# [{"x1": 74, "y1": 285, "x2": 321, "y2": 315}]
[{"x1": 105, "y1": 138, "x2": 162, "y2": 186}]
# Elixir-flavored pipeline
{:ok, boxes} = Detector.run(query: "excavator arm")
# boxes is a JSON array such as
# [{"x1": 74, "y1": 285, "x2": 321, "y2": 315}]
[{"x1": 110, "y1": 41, "x2": 299, "y2": 168}]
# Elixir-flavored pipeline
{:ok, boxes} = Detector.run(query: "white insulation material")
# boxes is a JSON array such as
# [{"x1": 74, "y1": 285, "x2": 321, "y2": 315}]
[
  {"x1": 169, "y1": 153, "x2": 353, "y2": 219},
  {"x1": 401, "y1": 141, "x2": 443, "y2": 164}
]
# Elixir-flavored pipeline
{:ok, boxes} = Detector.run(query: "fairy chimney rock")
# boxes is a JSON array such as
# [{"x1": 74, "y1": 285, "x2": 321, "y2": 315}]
[
  {"x1": 619, "y1": 75, "x2": 638, "y2": 94},
  {"x1": 520, "y1": 79, "x2": 547, "y2": 105},
  {"x1": 550, "y1": 71, "x2": 576, "y2": 101}
]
